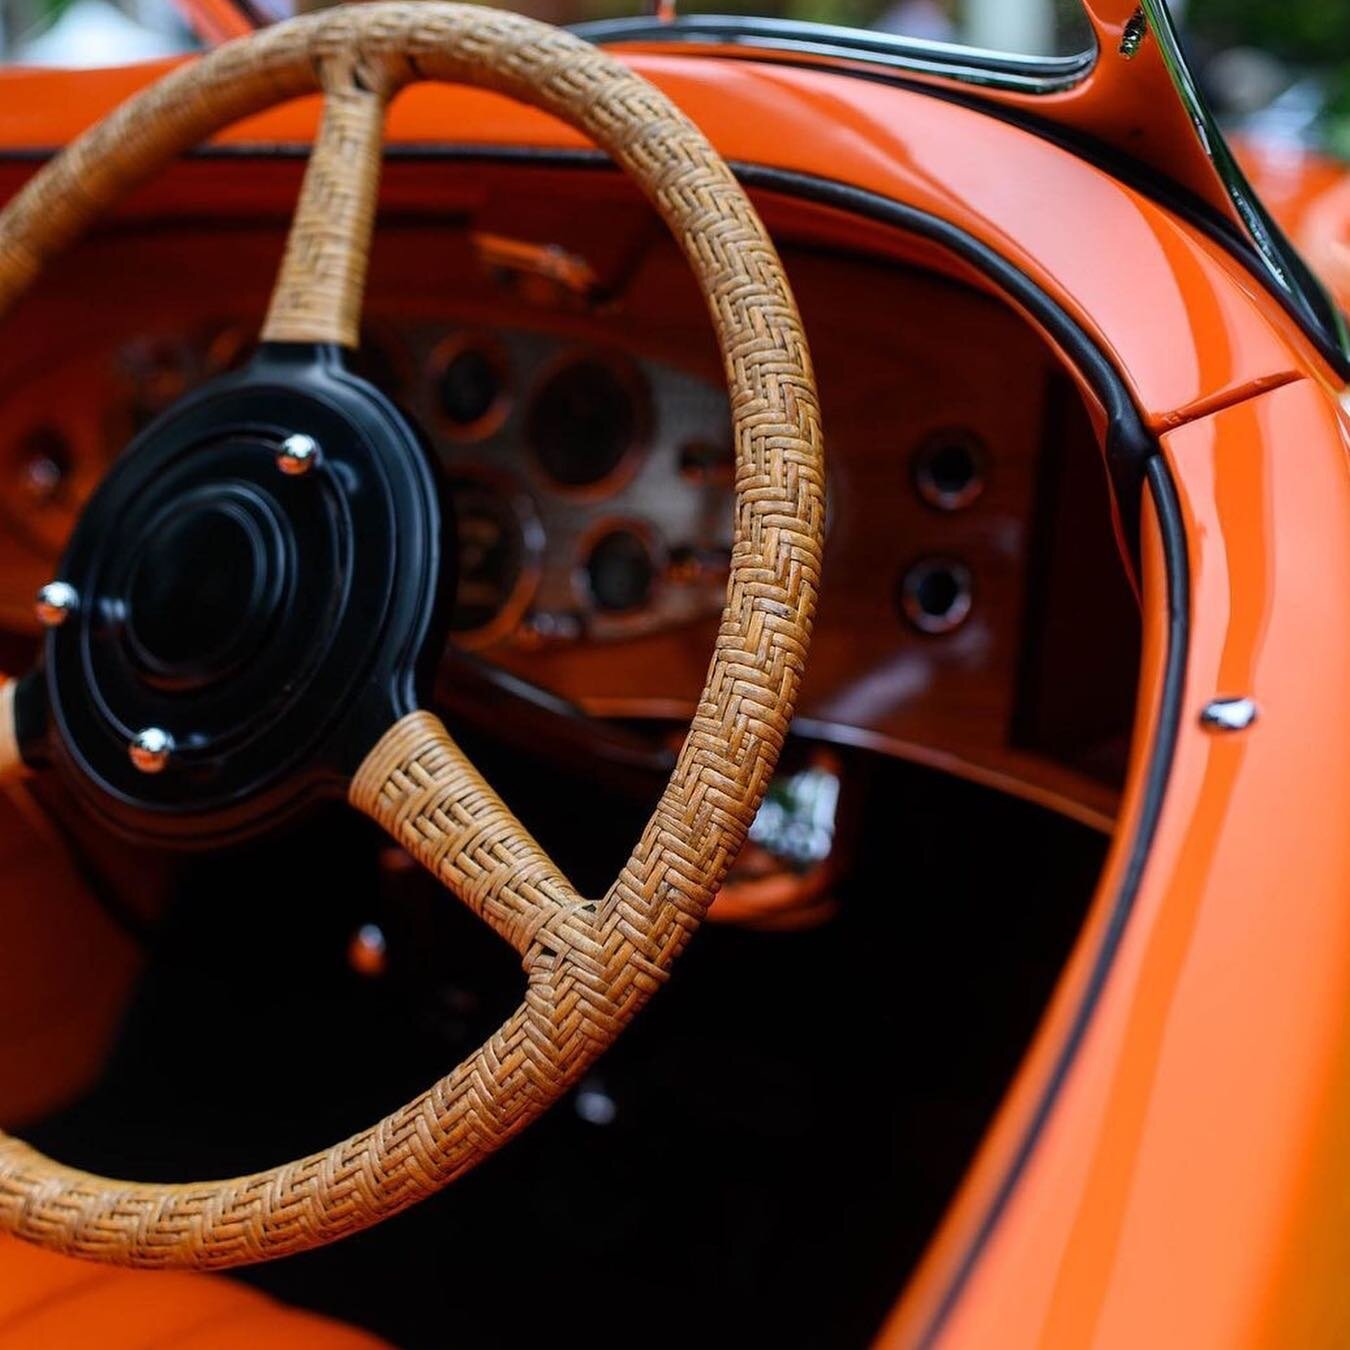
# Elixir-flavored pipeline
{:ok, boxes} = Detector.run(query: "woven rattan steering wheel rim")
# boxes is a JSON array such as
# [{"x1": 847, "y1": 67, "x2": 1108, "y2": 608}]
[{"x1": 0, "y1": 2, "x2": 825, "y2": 1268}]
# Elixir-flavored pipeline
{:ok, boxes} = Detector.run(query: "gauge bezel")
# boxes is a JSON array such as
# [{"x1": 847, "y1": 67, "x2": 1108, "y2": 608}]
[
  {"x1": 427, "y1": 329, "x2": 513, "y2": 444},
  {"x1": 524, "y1": 346, "x2": 651, "y2": 501},
  {"x1": 898, "y1": 555, "x2": 975, "y2": 636},
  {"x1": 912, "y1": 426, "x2": 988, "y2": 512},
  {"x1": 444, "y1": 464, "x2": 544, "y2": 650},
  {"x1": 573, "y1": 515, "x2": 667, "y2": 627}
]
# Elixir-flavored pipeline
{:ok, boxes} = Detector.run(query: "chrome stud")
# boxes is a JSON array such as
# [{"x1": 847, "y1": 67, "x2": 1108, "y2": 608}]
[
  {"x1": 128, "y1": 727, "x2": 175, "y2": 774},
  {"x1": 35, "y1": 580, "x2": 78, "y2": 628},
  {"x1": 277, "y1": 433, "x2": 321, "y2": 477},
  {"x1": 1200, "y1": 697, "x2": 1258, "y2": 732}
]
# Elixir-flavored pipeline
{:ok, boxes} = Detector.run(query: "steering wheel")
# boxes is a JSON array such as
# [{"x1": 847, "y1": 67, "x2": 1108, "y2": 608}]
[{"x1": 0, "y1": 4, "x2": 825, "y2": 1267}]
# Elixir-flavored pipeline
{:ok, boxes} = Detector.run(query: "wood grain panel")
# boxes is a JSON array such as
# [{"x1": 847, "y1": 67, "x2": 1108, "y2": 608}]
[{"x1": 0, "y1": 157, "x2": 1134, "y2": 828}]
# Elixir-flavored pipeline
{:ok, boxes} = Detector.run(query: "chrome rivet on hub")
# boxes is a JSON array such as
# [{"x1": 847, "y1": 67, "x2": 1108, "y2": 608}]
[
  {"x1": 277, "y1": 433, "x2": 321, "y2": 477},
  {"x1": 129, "y1": 727, "x2": 175, "y2": 774},
  {"x1": 1200, "y1": 697, "x2": 1258, "y2": 732},
  {"x1": 35, "y1": 580, "x2": 78, "y2": 628}
]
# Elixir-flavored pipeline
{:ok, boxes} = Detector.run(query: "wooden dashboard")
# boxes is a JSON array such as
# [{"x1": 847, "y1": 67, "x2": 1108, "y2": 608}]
[{"x1": 0, "y1": 156, "x2": 1139, "y2": 829}]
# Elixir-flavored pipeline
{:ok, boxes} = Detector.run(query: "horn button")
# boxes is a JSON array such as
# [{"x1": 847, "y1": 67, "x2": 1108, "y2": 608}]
[
  {"x1": 123, "y1": 487, "x2": 285, "y2": 692},
  {"x1": 41, "y1": 345, "x2": 450, "y2": 848}
]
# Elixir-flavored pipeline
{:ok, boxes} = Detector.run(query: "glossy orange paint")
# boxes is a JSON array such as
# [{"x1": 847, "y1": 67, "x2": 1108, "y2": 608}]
[
  {"x1": 0, "y1": 1237, "x2": 387, "y2": 1346},
  {"x1": 169, "y1": 0, "x2": 1290, "y2": 292},
  {"x1": 0, "y1": 784, "x2": 141, "y2": 1126},
  {"x1": 0, "y1": 52, "x2": 1334, "y2": 426},
  {"x1": 885, "y1": 376, "x2": 1350, "y2": 1346},
  {"x1": 879, "y1": 481, "x2": 1176, "y2": 1347},
  {"x1": 2, "y1": 27, "x2": 1349, "y2": 1350}
]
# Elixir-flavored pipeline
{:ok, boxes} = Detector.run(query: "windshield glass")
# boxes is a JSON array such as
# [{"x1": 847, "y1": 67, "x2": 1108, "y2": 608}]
[
  {"x1": 0, "y1": 0, "x2": 196, "y2": 65},
  {"x1": 234, "y1": 0, "x2": 1096, "y2": 58},
  {"x1": 664, "y1": 0, "x2": 1094, "y2": 58},
  {"x1": 1, "y1": 0, "x2": 1346, "y2": 167}
]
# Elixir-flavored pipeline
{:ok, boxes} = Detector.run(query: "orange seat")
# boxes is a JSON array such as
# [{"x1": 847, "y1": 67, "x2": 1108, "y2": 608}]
[{"x1": 0, "y1": 1237, "x2": 388, "y2": 1348}]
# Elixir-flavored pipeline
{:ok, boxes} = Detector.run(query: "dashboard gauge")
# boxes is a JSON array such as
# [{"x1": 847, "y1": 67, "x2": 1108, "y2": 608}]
[
  {"x1": 912, "y1": 427, "x2": 987, "y2": 511},
  {"x1": 582, "y1": 524, "x2": 660, "y2": 614},
  {"x1": 14, "y1": 426, "x2": 70, "y2": 510},
  {"x1": 431, "y1": 333, "x2": 510, "y2": 440},
  {"x1": 447, "y1": 474, "x2": 541, "y2": 648},
  {"x1": 899, "y1": 556, "x2": 975, "y2": 635},
  {"x1": 0, "y1": 424, "x2": 77, "y2": 558},
  {"x1": 527, "y1": 354, "x2": 648, "y2": 492}
]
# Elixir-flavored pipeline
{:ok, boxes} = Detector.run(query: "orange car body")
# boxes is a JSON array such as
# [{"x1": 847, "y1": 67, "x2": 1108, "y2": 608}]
[{"x1": 0, "y1": 1, "x2": 1347, "y2": 1345}]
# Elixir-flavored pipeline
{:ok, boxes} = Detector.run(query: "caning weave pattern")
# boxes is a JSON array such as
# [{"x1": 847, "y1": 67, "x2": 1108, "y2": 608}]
[{"x1": 0, "y1": 3, "x2": 825, "y2": 1267}]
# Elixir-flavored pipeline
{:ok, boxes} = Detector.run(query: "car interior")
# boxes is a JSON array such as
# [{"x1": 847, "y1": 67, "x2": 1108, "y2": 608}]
[{"x1": 0, "y1": 141, "x2": 1142, "y2": 1346}]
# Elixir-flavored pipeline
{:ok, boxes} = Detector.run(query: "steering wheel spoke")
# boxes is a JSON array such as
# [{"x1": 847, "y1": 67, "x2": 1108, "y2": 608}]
[
  {"x1": 260, "y1": 61, "x2": 396, "y2": 350},
  {"x1": 351, "y1": 710, "x2": 593, "y2": 960}
]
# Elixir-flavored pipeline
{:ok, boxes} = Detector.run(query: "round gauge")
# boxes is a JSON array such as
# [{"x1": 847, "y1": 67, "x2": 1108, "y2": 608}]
[
  {"x1": 898, "y1": 556, "x2": 974, "y2": 635},
  {"x1": 429, "y1": 333, "x2": 510, "y2": 441},
  {"x1": 447, "y1": 474, "x2": 540, "y2": 646},
  {"x1": 14, "y1": 426, "x2": 71, "y2": 509},
  {"x1": 583, "y1": 525, "x2": 659, "y2": 614},
  {"x1": 0, "y1": 424, "x2": 77, "y2": 559},
  {"x1": 912, "y1": 427, "x2": 987, "y2": 511},
  {"x1": 527, "y1": 355, "x2": 648, "y2": 491}
]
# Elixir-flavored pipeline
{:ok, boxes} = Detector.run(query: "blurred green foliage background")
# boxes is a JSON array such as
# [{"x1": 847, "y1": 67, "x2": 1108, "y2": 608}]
[{"x1": 1189, "y1": 0, "x2": 1350, "y2": 157}]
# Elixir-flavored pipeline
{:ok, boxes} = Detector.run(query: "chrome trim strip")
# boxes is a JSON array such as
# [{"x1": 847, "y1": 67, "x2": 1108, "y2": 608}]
[
  {"x1": 574, "y1": 8, "x2": 1350, "y2": 375},
  {"x1": 572, "y1": 15, "x2": 1097, "y2": 94},
  {"x1": 1139, "y1": 0, "x2": 1350, "y2": 370}
]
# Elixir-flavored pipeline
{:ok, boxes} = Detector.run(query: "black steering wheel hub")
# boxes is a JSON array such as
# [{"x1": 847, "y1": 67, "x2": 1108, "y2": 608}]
[
  {"x1": 37, "y1": 344, "x2": 451, "y2": 847},
  {"x1": 122, "y1": 482, "x2": 287, "y2": 692}
]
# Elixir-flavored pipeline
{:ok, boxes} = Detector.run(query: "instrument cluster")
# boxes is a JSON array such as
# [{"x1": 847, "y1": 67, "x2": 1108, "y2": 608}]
[
  {"x1": 0, "y1": 213, "x2": 1132, "y2": 830},
  {"x1": 0, "y1": 320, "x2": 738, "y2": 653},
  {"x1": 391, "y1": 322, "x2": 735, "y2": 651}
]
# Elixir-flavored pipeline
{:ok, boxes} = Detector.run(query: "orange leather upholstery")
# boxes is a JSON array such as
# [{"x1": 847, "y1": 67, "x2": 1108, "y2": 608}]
[{"x1": 0, "y1": 1238, "x2": 388, "y2": 1347}]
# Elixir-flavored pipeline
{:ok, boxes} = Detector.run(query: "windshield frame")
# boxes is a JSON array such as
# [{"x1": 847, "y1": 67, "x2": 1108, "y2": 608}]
[
  {"x1": 571, "y1": 14, "x2": 1098, "y2": 95},
  {"x1": 575, "y1": 3, "x2": 1348, "y2": 377},
  {"x1": 156, "y1": 0, "x2": 1350, "y2": 376}
]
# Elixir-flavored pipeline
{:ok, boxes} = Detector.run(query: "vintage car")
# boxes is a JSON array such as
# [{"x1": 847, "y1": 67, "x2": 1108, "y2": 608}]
[{"x1": 0, "y1": 0, "x2": 1346, "y2": 1345}]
